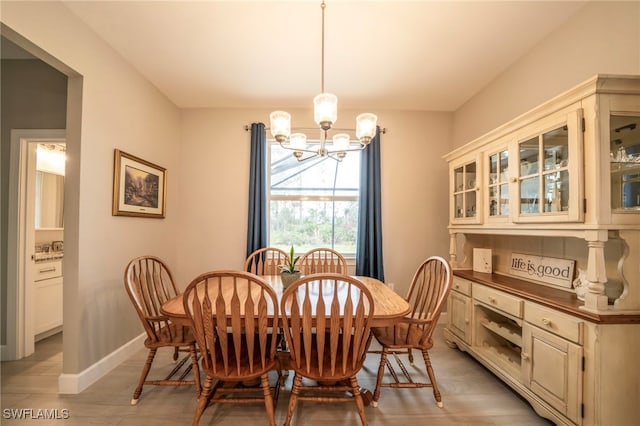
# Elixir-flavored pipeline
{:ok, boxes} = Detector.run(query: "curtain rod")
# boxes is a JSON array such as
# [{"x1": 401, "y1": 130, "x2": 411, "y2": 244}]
[{"x1": 244, "y1": 125, "x2": 386, "y2": 134}]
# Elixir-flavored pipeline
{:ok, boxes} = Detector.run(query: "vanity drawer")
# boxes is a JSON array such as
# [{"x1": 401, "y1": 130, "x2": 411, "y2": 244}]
[
  {"x1": 473, "y1": 284, "x2": 523, "y2": 318},
  {"x1": 525, "y1": 302, "x2": 583, "y2": 344},
  {"x1": 34, "y1": 260, "x2": 63, "y2": 281},
  {"x1": 452, "y1": 277, "x2": 472, "y2": 296}
]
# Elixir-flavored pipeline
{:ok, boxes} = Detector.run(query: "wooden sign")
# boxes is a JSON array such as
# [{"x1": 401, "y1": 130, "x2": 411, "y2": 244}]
[{"x1": 510, "y1": 253, "x2": 575, "y2": 289}]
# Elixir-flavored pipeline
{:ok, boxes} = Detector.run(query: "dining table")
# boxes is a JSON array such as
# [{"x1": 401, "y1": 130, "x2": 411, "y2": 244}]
[{"x1": 160, "y1": 274, "x2": 411, "y2": 328}]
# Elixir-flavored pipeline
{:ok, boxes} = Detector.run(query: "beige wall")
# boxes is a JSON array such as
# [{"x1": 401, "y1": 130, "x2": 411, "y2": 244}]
[
  {"x1": 1, "y1": 1, "x2": 182, "y2": 373},
  {"x1": 453, "y1": 1, "x2": 640, "y2": 148},
  {"x1": 176, "y1": 107, "x2": 452, "y2": 297}
]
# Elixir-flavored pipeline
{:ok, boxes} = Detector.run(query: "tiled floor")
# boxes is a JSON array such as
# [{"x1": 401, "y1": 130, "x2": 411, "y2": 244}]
[{"x1": 1, "y1": 327, "x2": 553, "y2": 425}]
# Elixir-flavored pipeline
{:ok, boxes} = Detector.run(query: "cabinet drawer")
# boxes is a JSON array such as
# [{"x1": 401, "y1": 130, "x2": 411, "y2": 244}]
[
  {"x1": 473, "y1": 284, "x2": 523, "y2": 318},
  {"x1": 34, "y1": 260, "x2": 63, "y2": 281},
  {"x1": 452, "y1": 277, "x2": 472, "y2": 296},
  {"x1": 525, "y1": 302, "x2": 583, "y2": 344}
]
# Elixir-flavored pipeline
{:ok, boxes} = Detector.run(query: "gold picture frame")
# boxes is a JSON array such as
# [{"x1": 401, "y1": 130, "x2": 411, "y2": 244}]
[{"x1": 112, "y1": 149, "x2": 166, "y2": 218}]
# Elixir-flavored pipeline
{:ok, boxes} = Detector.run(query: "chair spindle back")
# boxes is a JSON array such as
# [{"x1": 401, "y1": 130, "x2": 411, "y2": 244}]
[
  {"x1": 124, "y1": 256, "x2": 180, "y2": 344},
  {"x1": 298, "y1": 248, "x2": 348, "y2": 275},
  {"x1": 281, "y1": 273, "x2": 374, "y2": 377},
  {"x1": 183, "y1": 270, "x2": 279, "y2": 378}
]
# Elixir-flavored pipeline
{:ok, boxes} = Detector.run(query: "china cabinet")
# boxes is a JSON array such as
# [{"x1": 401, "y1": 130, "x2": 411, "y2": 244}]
[
  {"x1": 444, "y1": 74, "x2": 640, "y2": 312},
  {"x1": 443, "y1": 75, "x2": 640, "y2": 426}
]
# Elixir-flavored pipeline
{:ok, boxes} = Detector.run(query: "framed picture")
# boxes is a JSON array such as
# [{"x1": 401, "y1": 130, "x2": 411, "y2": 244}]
[{"x1": 112, "y1": 149, "x2": 166, "y2": 218}]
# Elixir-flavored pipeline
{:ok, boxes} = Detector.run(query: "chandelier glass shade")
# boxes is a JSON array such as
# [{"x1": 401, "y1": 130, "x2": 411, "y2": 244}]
[{"x1": 269, "y1": 1, "x2": 377, "y2": 162}]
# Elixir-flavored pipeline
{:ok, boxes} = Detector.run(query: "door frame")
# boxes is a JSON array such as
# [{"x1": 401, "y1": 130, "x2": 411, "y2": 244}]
[{"x1": 5, "y1": 129, "x2": 65, "y2": 360}]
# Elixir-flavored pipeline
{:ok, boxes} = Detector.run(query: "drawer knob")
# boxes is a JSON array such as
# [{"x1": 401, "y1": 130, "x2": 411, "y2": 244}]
[
  {"x1": 521, "y1": 352, "x2": 530, "y2": 361},
  {"x1": 541, "y1": 318, "x2": 552, "y2": 327},
  {"x1": 455, "y1": 284, "x2": 460, "y2": 289},
  {"x1": 489, "y1": 296, "x2": 497, "y2": 304}
]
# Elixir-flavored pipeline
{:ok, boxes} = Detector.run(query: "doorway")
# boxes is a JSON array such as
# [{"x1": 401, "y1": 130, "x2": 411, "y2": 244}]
[
  {"x1": 7, "y1": 131, "x2": 65, "y2": 360},
  {"x1": 1, "y1": 26, "x2": 82, "y2": 388}
]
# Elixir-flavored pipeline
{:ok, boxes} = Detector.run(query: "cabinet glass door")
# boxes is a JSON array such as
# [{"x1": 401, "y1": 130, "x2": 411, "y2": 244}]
[
  {"x1": 543, "y1": 127, "x2": 570, "y2": 213},
  {"x1": 610, "y1": 114, "x2": 640, "y2": 211},
  {"x1": 518, "y1": 127, "x2": 570, "y2": 215},
  {"x1": 453, "y1": 160, "x2": 479, "y2": 222},
  {"x1": 488, "y1": 149, "x2": 509, "y2": 218},
  {"x1": 519, "y1": 137, "x2": 541, "y2": 214}
]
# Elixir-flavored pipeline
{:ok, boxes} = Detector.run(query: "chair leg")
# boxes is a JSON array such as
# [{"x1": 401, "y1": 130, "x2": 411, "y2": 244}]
[
  {"x1": 422, "y1": 350, "x2": 443, "y2": 408},
  {"x1": 131, "y1": 348, "x2": 157, "y2": 405},
  {"x1": 173, "y1": 347, "x2": 179, "y2": 362},
  {"x1": 372, "y1": 346, "x2": 389, "y2": 407},
  {"x1": 408, "y1": 348, "x2": 414, "y2": 365},
  {"x1": 192, "y1": 376, "x2": 214, "y2": 426},
  {"x1": 350, "y1": 376, "x2": 368, "y2": 426},
  {"x1": 260, "y1": 373, "x2": 276, "y2": 426},
  {"x1": 189, "y1": 344, "x2": 202, "y2": 396},
  {"x1": 284, "y1": 373, "x2": 302, "y2": 426}
]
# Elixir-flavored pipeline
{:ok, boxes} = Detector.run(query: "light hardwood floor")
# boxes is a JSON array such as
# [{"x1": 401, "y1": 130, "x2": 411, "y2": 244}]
[{"x1": 1, "y1": 326, "x2": 554, "y2": 425}]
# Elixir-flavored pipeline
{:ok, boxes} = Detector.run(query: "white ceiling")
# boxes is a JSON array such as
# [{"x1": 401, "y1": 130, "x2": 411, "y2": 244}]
[{"x1": 60, "y1": 0, "x2": 588, "y2": 111}]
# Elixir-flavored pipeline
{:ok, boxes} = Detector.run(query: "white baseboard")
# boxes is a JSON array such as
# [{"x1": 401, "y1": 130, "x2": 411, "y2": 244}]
[
  {"x1": 58, "y1": 333, "x2": 146, "y2": 394},
  {"x1": 0, "y1": 344, "x2": 10, "y2": 361}
]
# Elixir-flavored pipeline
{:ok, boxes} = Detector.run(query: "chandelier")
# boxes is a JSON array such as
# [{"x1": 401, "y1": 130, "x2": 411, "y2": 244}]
[{"x1": 269, "y1": 0, "x2": 378, "y2": 162}]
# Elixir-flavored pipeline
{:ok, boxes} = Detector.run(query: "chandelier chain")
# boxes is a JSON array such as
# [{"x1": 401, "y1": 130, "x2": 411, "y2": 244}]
[{"x1": 321, "y1": 0, "x2": 326, "y2": 94}]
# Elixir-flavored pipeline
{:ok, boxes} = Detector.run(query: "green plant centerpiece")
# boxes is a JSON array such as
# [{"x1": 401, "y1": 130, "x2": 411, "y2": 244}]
[{"x1": 280, "y1": 246, "x2": 301, "y2": 289}]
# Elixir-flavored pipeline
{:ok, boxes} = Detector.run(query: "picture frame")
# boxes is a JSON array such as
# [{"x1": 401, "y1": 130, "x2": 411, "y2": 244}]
[{"x1": 112, "y1": 149, "x2": 166, "y2": 218}]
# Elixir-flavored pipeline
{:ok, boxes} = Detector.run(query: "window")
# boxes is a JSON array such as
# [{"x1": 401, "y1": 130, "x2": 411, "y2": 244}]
[{"x1": 268, "y1": 141, "x2": 360, "y2": 255}]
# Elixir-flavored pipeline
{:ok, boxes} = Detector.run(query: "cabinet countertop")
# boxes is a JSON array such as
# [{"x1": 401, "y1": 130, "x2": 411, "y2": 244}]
[
  {"x1": 33, "y1": 252, "x2": 64, "y2": 263},
  {"x1": 454, "y1": 269, "x2": 640, "y2": 324}
]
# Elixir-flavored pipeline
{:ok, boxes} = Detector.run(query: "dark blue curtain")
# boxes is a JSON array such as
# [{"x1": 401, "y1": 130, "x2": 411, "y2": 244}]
[
  {"x1": 356, "y1": 128, "x2": 384, "y2": 281},
  {"x1": 246, "y1": 123, "x2": 268, "y2": 258}
]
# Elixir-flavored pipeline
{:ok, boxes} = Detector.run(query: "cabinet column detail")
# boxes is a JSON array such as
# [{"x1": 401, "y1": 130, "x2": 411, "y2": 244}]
[
  {"x1": 582, "y1": 230, "x2": 609, "y2": 312},
  {"x1": 449, "y1": 232, "x2": 458, "y2": 268},
  {"x1": 613, "y1": 230, "x2": 640, "y2": 311}
]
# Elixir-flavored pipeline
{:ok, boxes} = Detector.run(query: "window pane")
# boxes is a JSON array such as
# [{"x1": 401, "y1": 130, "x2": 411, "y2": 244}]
[
  {"x1": 271, "y1": 144, "x2": 359, "y2": 198},
  {"x1": 543, "y1": 126, "x2": 569, "y2": 171},
  {"x1": 270, "y1": 199, "x2": 358, "y2": 254},
  {"x1": 500, "y1": 150, "x2": 509, "y2": 182},
  {"x1": 489, "y1": 186, "x2": 498, "y2": 216},
  {"x1": 520, "y1": 137, "x2": 539, "y2": 176},
  {"x1": 544, "y1": 170, "x2": 569, "y2": 212},
  {"x1": 520, "y1": 177, "x2": 539, "y2": 214},
  {"x1": 500, "y1": 183, "x2": 509, "y2": 215},
  {"x1": 269, "y1": 142, "x2": 360, "y2": 254}
]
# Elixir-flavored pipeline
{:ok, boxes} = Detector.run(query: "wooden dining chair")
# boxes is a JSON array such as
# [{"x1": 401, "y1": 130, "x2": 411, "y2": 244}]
[
  {"x1": 298, "y1": 247, "x2": 348, "y2": 274},
  {"x1": 244, "y1": 247, "x2": 290, "y2": 275},
  {"x1": 183, "y1": 270, "x2": 282, "y2": 426},
  {"x1": 124, "y1": 256, "x2": 202, "y2": 405},
  {"x1": 370, "y1": 256, "x2": 452, "y2": 408},
  {"x1": 280, "y1": 273, "x2": 375, "y2": 426}
]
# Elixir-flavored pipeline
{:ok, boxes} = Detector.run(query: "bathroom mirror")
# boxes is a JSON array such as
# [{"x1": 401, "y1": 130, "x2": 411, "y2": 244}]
[
  {"x1": 35, "y1": 171, "x2": 64, "y2": 229},
  {"x1": 35, "y1": 143, "x2": 65, "y2": 229}
]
